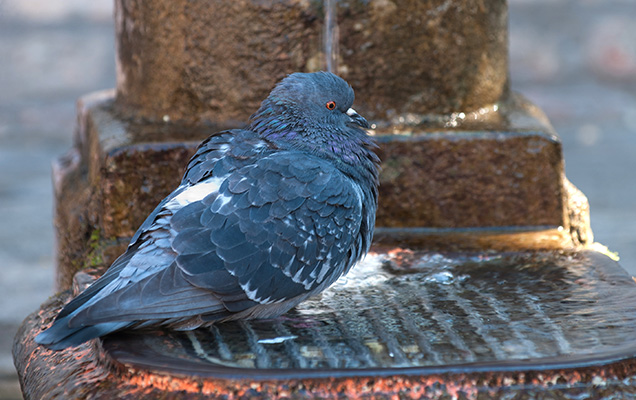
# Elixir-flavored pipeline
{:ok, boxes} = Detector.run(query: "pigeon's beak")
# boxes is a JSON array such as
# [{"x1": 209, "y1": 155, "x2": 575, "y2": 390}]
[{"x1": 347, "y1": 108, "x2": 370, "y2": 129}]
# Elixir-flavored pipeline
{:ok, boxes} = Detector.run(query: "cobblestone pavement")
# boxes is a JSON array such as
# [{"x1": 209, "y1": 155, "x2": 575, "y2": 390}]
[{"x1": 1, "y1": 1, "x2": 635, "y2": 398}]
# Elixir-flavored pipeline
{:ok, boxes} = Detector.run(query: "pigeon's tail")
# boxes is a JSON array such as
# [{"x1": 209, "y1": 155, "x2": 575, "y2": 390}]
[{"x1": 35, "y1": 315, "x2": 129, "y2": 351}]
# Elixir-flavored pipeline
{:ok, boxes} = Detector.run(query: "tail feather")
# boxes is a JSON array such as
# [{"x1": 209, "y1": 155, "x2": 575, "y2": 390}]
[
  {"x1": 55, "y1": 249, "x2": 137, "y2": 321},
  {"x1": 35, "y1": 315, "x2": 129, "y2": 350}
]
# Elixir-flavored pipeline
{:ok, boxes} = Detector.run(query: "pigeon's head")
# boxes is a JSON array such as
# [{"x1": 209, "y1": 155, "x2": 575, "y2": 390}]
[{"x1": 250, "y1": 72, "x2": 374, "y2": 164}]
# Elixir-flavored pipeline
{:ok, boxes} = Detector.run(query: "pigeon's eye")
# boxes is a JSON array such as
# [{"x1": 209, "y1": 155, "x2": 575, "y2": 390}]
[{"x1": 326, "y1": 101, "x2": 336, "y2": 110}]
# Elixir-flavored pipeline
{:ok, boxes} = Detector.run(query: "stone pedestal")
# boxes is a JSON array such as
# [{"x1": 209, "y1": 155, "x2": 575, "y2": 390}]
[
  {"x1": 49, "y1": 0, "x2": 592, "y2": 290},
  {"x1": 13, "y1": 0, "x2": 620, "y2": 398},
  {"x1": 114, "y1": 0, "x2": 508, "y2": 123}
]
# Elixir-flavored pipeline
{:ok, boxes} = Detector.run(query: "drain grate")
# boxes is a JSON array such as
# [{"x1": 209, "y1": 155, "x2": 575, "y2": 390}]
[{"x1": 102, "y1": 249, "x2": 636, "y2": 378}]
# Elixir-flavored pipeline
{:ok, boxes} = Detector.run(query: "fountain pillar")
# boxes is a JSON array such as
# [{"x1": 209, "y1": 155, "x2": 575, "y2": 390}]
[{"x1": 52, "y1": 0, "x2": 592, "y2": 292}]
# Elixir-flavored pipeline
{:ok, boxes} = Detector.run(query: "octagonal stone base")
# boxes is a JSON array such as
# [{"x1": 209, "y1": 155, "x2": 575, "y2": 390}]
[{"x1": 14, "y1": 248, "x2": 636, "y2": 399}]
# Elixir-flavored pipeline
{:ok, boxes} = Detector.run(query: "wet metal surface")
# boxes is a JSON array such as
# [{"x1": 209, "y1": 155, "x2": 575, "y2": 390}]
[{"x1": 103, "y1": 248, "x2": 636, "y2": 379}]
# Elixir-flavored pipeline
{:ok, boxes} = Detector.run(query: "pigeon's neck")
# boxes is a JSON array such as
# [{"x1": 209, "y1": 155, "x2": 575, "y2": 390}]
[
  {"x1": 249, "y1": 101, "x2": 379, "y2": 187},
  {"x1": 249, "y1": 101, "x2": 301, "y2": 142}
]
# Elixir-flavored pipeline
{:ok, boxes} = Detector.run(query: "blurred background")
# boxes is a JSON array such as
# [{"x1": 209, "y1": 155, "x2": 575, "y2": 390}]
[{"x1": 0, "y1": 0, "x2": 634, "y2": 398}]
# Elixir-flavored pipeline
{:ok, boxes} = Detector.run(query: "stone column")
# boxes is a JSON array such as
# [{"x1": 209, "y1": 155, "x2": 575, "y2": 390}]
[{"x1": 51, "y1": 0, "x2": 591, "y2": 291}]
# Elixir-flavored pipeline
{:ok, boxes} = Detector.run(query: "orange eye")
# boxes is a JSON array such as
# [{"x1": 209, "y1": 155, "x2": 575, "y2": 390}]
[{"x1": 326, "y1": 101, "x2": 336, "y2": 110}]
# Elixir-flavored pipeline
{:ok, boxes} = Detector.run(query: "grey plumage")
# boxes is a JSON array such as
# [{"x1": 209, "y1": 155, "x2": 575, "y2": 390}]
[{"x1": 36, "y1": 72, "x2": 380, "y2": 350}]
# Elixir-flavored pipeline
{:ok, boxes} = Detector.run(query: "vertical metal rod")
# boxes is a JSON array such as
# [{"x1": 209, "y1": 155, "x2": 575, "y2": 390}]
[{"x1": 324, "y1": 0, "x2": 338, "y2": 73}]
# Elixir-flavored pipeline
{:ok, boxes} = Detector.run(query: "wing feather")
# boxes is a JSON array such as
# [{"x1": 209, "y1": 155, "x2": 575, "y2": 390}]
[{"x1": 46, "y1": 131, "x2": 370, "y2": 337}]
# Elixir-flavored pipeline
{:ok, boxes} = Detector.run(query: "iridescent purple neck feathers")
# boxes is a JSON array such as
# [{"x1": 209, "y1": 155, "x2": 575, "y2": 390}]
[{"x1": 249, "y1": 72, "x2": 379, "y2": 178}]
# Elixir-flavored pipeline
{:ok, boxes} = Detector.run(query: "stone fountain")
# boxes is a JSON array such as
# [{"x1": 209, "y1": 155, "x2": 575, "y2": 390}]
[{"x1": 13, "y1": 0, "x2": 636, "y2": 398}]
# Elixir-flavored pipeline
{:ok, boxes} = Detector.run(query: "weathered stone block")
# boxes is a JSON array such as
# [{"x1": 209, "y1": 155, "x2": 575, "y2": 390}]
[
  {"x1": 114, "y1": 0, "x2": 508, "y2": 123},
  {"x1": 376, "y1": 131, "x2": 564, "y2": 229},
  {"x1": 375, "y1": 93, "x2": 566, "y2": 228},
  {"x1": 339, "y1": 0, "x2": 508, "y2": 118},
  {"x1": 115, "y1": 0, "x2": 323, "y2": 123}
]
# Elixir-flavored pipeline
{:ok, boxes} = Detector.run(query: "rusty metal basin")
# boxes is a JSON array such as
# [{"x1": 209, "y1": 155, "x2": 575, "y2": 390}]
[
  {"x1": 101, "y1": 248, "x2": 636, "y2": 382},
  {"x1": 15, "y1": 246, "x2": 636, "y2": 398}
]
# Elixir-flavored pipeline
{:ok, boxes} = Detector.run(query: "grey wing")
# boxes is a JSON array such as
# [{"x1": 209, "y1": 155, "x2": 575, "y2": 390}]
[
  {"x1": 58, "y1": 131, "x2": 252, "y2": 326},
  {"x1": 216, "y1": 152, "x2": 368, "y2": 307},
  {"x1": 66, "y1": 147, "x2": 367, "y2": 328},
  {"x1": 128, "y1": 129, "x2": 249, "y2": 244}
]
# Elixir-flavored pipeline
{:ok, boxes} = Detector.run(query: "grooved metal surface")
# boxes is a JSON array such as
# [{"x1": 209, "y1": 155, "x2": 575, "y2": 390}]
[{"x1": 103, "y1": 249, "x2": 636, "y2": 378}]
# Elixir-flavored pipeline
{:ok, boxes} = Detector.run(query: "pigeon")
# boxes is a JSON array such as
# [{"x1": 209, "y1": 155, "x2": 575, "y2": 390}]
[{"x1": 35, "y1": 71, "x2": 380, "y2": 350}]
